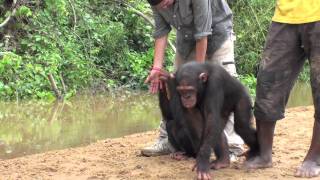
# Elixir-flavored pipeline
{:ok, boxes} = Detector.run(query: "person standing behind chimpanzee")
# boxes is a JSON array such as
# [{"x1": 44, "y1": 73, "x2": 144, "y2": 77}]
[
  {"x1": 141, "y1": 0, "x2": 244, "y2": 164},
  {"x1": 245, "y1": 0, "x2": 320, "y2": 178}
]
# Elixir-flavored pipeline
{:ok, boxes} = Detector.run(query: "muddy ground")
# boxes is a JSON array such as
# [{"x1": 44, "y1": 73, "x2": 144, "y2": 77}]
[{"x1": 0, "y1": 106, "x2": 317, "y2": 179}]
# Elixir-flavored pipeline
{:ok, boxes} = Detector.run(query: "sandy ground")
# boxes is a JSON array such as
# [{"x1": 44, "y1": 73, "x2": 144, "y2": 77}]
[{"x1": 0, "y1": 106, "x2": 317, "y2": 180}]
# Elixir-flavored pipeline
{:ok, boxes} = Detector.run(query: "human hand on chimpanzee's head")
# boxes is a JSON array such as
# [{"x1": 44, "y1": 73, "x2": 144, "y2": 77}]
[
  {"x1": 147, "y1": 0, "x2": 174, "y2": 9},
  {"x1": 145, "y1": 67, "x2": 164, "y2": 94},
  {"x1": 157, "y1": 0, "x2": 174, "y2": 9}
]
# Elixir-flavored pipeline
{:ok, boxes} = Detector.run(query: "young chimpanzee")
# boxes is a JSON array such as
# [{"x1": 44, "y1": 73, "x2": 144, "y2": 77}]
[
  {"x1": 158, "y1": 62, "x2": 259, "y2": 180},
  {"x1": 159, "y1": 71, "x2": 204, "y2": 159}
]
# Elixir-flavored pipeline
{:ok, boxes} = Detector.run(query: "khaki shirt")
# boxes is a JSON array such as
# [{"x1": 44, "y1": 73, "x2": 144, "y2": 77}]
[{"x1": 151, "y1": 0, "x2": 233, "y2": 59}]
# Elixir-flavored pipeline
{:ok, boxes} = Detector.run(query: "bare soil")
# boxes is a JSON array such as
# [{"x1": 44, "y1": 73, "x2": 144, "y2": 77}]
[{"x1": 0, "y1": 106, "x2": 316, "y2": 180}]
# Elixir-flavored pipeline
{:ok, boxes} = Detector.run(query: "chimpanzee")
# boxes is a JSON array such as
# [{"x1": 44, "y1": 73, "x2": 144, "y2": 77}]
[
  {"x1": 158, "y1": 61, "x2": 259, "y2": 180},
  {"x1": 159, "y1": 72, "x2": 204, "y2": 158}
]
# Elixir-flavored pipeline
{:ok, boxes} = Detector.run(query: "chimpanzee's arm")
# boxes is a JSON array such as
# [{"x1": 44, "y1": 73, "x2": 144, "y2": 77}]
[
  {"x1": 196, "y1": 82, "x2": 225, "y2": 173},
  {"x1": 159, "y1": 76, "x2": 182, "y2": 151}
]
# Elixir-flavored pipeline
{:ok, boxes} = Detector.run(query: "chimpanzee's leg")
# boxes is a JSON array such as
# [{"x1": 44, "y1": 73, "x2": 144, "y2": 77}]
[
  {"x1": 233, "y1": 96, "x2": 259, "y2": 159},
  {"x1": 208, "y1": 32, "x2": 245, "y2": 159},
  {"x1": 211, "y1": 132, "x2": 230, "y2": 169},
  {"x1": 166, "y1": 120, "x2": 181, "y2": 152}
]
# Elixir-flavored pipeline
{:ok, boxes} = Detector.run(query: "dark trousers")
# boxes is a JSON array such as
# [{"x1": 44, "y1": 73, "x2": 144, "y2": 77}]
[{"x1": 254, "y1": 21, "x2": 320, "y2": 122}]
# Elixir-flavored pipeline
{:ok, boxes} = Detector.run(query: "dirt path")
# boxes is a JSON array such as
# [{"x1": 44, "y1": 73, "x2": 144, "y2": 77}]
[{"x1": 0, "y1": 106, "x2": 316, "y2": 180}]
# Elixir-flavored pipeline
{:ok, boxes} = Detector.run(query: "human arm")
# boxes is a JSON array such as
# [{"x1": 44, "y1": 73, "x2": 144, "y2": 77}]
[
  {"x1": 144, "y1": 7, "x2": 171, "y2": 93},
  {"x1": 153, "y1": 35, "x2": 168, "y2": 69},
  {"x1": 144, "y1": 35, "x2": 168, "y2": 93},
  {"x1": 195, "y1": 37, "x2": 207, "y2": 63},
  {"x1": 192, "y1": 0, "x2": 212, "y2": 63}
]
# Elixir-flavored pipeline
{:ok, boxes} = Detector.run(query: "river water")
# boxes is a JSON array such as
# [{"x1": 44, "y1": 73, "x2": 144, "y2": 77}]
[{"x1": 0, "y1": 82, "x2": 313, "y2": 159}]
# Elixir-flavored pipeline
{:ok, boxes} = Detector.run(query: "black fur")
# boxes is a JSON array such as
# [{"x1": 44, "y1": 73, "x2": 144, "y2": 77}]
[{"x1": 159, "y1": 62, "x2": 259, "y2": 173}]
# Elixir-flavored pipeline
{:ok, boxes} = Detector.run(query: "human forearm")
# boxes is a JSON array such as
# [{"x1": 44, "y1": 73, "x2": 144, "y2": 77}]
[
  {"x1": 153, "y1": 35, "x2": 168, "y2": 68},
  {"x1": 195, "y1": 37, "x2": 207, "y2": 63}
]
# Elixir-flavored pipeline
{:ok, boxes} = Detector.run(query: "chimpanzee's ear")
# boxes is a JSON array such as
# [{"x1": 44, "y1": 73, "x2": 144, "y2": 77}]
[{"x1": 199, "y1": 72, "x2": 208, "y2": 82}]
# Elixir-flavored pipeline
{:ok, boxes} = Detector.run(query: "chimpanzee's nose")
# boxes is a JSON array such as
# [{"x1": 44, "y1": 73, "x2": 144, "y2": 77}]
[{"x1": 184, "y1": 94, "x2": 191, "y2": 99}]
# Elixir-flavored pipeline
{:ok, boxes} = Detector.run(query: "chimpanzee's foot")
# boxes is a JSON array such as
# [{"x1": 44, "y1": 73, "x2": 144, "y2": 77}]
[
  {"x1": 170, "y1": 151, "x2": 188, "y2": 161},
  {"x1": 295, "y1": 160, "x2": 320, "y2": 178},
  {"x1": 197, "y1": 171, "x2": 211, "y2": 180},
  {"x1": 210, "y1": 159, "x2": 230, "y2": 170},
  {"x1": 192, "y1": 164, "x2": 211, "y2": 180},
  {"x1": 244, "y1": 156, "x2": 272, "y2": 169}
]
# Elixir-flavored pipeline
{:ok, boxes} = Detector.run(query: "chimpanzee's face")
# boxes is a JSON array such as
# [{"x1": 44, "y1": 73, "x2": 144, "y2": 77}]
[
  {"x1": 176, "y1": 72, "x2": 208, "y2": 109},
  {"x1": 177, "y1": 83, "x2": 197, "y2": 109}
]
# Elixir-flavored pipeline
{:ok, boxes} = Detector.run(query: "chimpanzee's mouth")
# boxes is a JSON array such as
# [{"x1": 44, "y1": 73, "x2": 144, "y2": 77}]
[{"x1": 182, "y1": 98, "x2": 196, "y2": 109}]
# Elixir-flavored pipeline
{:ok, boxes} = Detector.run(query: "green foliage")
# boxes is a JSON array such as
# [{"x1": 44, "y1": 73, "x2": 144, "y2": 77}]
[
  {"x1": 127, "y1": 49, "x2": 153, "y2": 88},
  {"x1": 0, "y1": 52, "x2": 55, "y2": 100},
  {"x1": 232, "y1": 0, "x2": 275, "y2": 75},
  {"x1": 5, "y1": 0, "x2": 310, "y2": 99},
  {"x1": 232, "y1": 0, "x2": 310, "y2": 82},
  {"x1": 0, "y1": 53, "x2": 22, "y2": 98},
  {"x1": 239, "y1": 74, "x2": 257, "y2": 98},
  {"x1": 45, "y1": 0, "x2": 68, "y2": 16},
  {"x1": 0, "y1": 0, "x2": 158, "y2": 99},
  {"x1": 299, "y1": 61, "x2": 311, "y2": 82},
  {"x1": 16, "y1": 6, "x2": 32, "y2": 17}
]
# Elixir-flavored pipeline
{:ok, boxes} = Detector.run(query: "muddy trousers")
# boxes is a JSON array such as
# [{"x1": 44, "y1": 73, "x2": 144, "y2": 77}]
[{"x1": 254, "y1": 22, "x2": 320, "y2": 122}]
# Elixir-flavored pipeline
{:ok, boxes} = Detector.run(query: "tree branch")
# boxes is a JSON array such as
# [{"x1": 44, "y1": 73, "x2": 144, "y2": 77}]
[
  {"x1": 67, "y1": 0, "x2": 77, "y2": 31},
  {"x1": 0, "y1": 0, "x2": 17, "y2": 28},
  {"x1": 60, "y1": 73, "x2": 67, "y2": 95},
  {"x1": 122, "y1": 2, "x2": 176, "y2": 53},
  {"x1": 48, "y1": 73, "x2": 63, "y2": 100}
]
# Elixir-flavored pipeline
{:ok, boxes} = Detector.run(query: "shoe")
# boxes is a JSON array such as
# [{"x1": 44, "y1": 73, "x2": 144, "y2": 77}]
[
  {"x1": 228, "y1": 144, "x2": 244, "y2": 162},
  {"x1": 229, "y1": 144, "x2": 244, "y2": 155},
  {"x1": 141, "y1": 138, "x2": 173, "y2": 157},
  {"x1": 229, "y1": 152, "x2": 239, "y2": 162}
]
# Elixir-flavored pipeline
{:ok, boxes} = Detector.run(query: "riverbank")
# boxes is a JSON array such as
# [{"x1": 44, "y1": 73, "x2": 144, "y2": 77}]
[{"x1": 0, "y1": 106, "x2": 315, "y2": 179}]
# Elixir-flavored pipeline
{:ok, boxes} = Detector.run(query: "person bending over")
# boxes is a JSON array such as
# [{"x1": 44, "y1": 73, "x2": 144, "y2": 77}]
[{"x1": 141, "y1": 0, "x2": 244, "y2": 162}]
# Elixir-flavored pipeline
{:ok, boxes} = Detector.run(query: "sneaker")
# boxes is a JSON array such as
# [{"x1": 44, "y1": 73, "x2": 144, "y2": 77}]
[
  {"x1": 229, "y1": 144, "x2": 244, "y2": 156},
  {"x1": 229, "y1": 152, "x2": 239, "y2": 162},
  {"x1": 141, "y1": 138, "x2": 173, "y2": 157},
  {"x1": 228, "y1": 144, "x2": 244, "y2": 162}
]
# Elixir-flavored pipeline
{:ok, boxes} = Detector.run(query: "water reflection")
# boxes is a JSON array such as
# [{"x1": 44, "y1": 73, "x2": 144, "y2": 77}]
[
  {"x1": 287, "y1": 82, "x2": 313, "y2": 108},
  {"x1": 0, "y1": 82, "x2": 313, "y2": 159},
  {"x1": 0, "y1": 92, "x2": 160, "y2": 159}
]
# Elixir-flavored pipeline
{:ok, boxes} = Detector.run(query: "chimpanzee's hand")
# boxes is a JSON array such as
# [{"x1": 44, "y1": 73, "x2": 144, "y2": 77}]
[{"x1": 144, "y1": 67, "x2": 164, "y2": 94}]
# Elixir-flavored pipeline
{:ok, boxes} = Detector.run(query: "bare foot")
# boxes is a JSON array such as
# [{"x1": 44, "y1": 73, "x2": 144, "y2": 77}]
[
  {"x1": 170, "y1": 151, "x2": 188, "y2": 161},
  {"x1": 295, "y1": 161, "x2": 320, "y2": 178},
  {"x1": 240, "y1": 149, "x2": 259, "y2": 160},
  {"x1": 244, "y1": 156, "x2": 272, "y2": 169},
  {"x1": 210, "y1": 159, "x2": 230, "y2": 169}
]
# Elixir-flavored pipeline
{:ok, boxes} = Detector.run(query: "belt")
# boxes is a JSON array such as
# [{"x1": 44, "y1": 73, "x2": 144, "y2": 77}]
[{"x1": 222, "y1": 61, "x2": 234, "y2": 65}]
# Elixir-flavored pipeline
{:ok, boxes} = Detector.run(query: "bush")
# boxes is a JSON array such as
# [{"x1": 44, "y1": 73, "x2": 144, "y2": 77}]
[
  {"x1": 239, "y1": 74, "x2": 257, "y2": 98},
  {"x1": 0, "y1": 0, "x2": 158, "y2": 99},
  {"x1": 232, "y1": 0, "x2": 309, "y2": 81},
  {"x1": 232, "y1": 0, "x2": 275, "y2": 75},
  {"x1": 1, "y1": 0, "x2": 309, "y2": 100}
]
